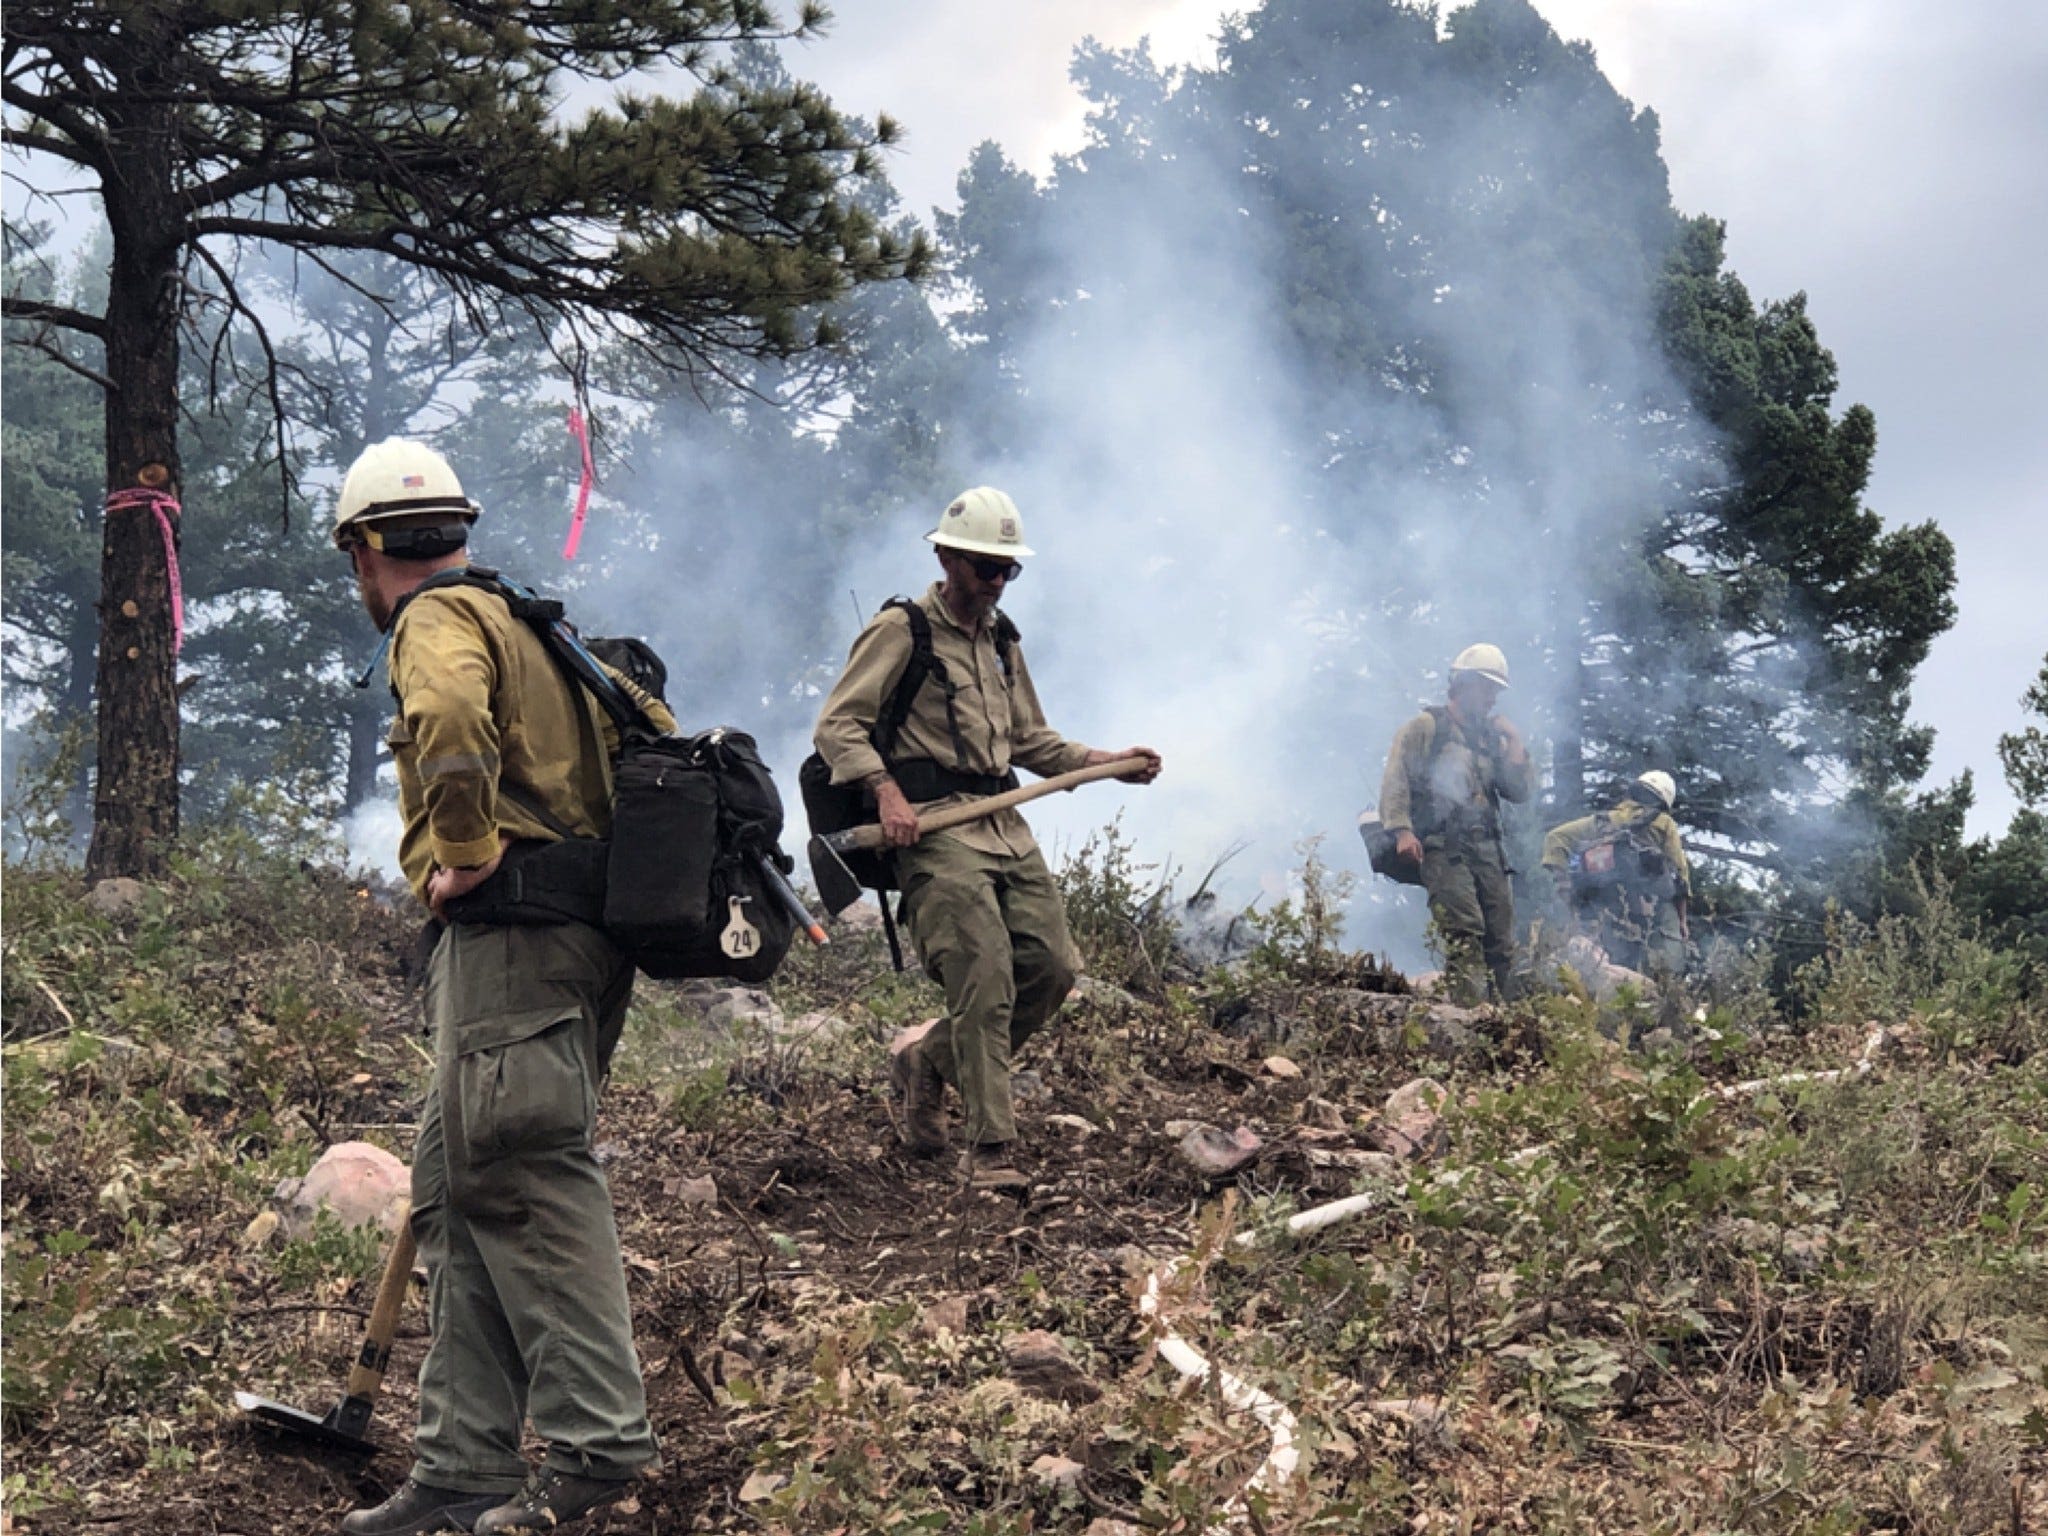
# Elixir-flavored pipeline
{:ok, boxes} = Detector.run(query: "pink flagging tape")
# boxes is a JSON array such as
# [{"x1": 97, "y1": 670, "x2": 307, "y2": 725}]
[
  {"x1": 562, "y1": 407, "x2": 595, "y2": 560},
  {"x1": 106, "y1": 487, "x2": 185, "y2": 656}
]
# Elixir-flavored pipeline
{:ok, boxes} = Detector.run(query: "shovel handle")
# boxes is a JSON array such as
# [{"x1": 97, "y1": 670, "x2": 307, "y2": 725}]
[
  {"x1": 341, "y1": 1205, "x2": 416, "y2": 1402},
  {"x1": 832, "y1": 755, "x2": 1150, "y2": 853}
]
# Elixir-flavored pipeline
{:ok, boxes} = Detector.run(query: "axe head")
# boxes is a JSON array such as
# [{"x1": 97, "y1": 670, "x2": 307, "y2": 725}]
[{"x1": 806, "y1": 834, "x2": 867, "y2": 917}]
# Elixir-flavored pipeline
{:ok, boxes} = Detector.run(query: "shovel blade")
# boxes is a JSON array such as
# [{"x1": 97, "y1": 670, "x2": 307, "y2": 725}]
[
  {"x1": 806, "y1": 835, "x2": 865, "y2": 917},
  {"x1": 235, "y1": 1390, "x2": 378, "y2": 1455}
]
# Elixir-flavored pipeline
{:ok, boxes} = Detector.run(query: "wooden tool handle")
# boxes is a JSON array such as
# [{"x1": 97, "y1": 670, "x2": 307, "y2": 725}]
[
  {"x1": 839, "y1": 755, "x2": 1150, "y2": 852},
  {"x1": 341, "y1": 1205, "x2": 416, "y2": 1401}
]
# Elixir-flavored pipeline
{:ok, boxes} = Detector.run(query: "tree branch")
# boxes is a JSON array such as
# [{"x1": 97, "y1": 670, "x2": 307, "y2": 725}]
[
  {"x1": 2, "y1": 296, "x2": 107, "y2": 338},
  {"x1": 187, "y1": 239, "x2": 299, "y2": 525},
  {"x1": 6, "y1": 327, "x2": 114, "y2": 390}
]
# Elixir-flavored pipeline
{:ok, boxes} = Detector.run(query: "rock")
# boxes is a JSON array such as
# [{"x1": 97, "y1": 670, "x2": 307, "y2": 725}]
[
  {"x1": 675, "y1": 1175, "x2": 719, "y2": 1207},
  {"x1": 920, "y1": 1295, "x2": 972, "y2": 1339},
  {"x1": 1418, "y1": 1002, "x2": 1487, "y2": 1057},
  {"x1": 1162, "y1": 1119, "x2": 1204, "y2": 1139},
  {"x1": 84, "y1": 877, "x2": 149, "y2": 920},
  {"x1": 278, "y1": 1141, "x2": 408, "y2": 1237},
  {"x1": 892, "y1": 1018, "x2": 940, "y2": 1056},
  {"x1": 1069, "y1": 975, "x2": 1140, "y2": 1013},
  {"x1": 1302, "y1": 1096, "x2": 1348, "y2": 1132},
  {"x1": 1564, "y1": 936, "x2": 1655, "y2": 1003},
  {"x1": 706, "y1": 987, "x2": 785, "y2": 1033},
  {"x1": 1376, "y1": 1078, "x2": 1448, "y2": 1160},
  {"x1": 782, "y1": 1009, "x2": 855, "y2": 1045},
  {"x1": 1046, "y1": 1113, "x2": 1096, "y2": 1137},
  {"x1": 1011, "y1": 1070, "x2": 1049, "y2": 1103},
  {"x1": 1262, "y1": 1054, "x2": 1302, "y2": 1079},
  {"x1": 1029, "y1": 1454, "x2": 1087, "y2": 1490},
  {"x1": 1005, "y1": 1329, "x2": 1102, "y2": 1405},
  {"x1": 1177, "y1": 1124, "x2": 1264, "y2": 1179},
  {"x1": 1409, "y1": 970, "x2": 1446, "y2": 997}
]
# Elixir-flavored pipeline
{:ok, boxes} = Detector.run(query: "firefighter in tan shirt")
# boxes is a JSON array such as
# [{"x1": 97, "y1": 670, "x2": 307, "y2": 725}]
[{"x1": 814, "y1": 488, "x2": 1160, "y2": 1192}]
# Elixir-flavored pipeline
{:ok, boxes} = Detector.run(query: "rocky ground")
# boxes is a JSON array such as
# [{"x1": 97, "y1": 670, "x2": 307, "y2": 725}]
[{"x1": 3, "y1": 845, "x2": 2045, "y2": 1534}]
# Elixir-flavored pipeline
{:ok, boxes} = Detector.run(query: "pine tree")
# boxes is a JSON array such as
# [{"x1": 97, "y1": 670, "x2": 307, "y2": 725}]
[{"x1": 3, "y1": 0, "x2": 929, "y2": 877}]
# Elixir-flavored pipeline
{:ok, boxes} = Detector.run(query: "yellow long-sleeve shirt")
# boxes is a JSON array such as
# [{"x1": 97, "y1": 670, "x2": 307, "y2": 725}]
[
  {"x1": 385, "y1": 578, "x2": 675, "y2": 907},
  {"x1": 1540, "y1": 800, "x2": 1691, "y2": 899},
  {"x1": 812, "y1": 583, "x2": 1091, "y2": 859}
]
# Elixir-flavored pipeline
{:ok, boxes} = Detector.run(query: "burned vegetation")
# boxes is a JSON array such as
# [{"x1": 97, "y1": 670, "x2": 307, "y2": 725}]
[{"x1": 2, "y1": 826, "x2": 2044, "y2": 1535}]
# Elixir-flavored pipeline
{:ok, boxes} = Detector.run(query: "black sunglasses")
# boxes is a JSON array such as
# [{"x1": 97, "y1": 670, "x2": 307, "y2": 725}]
[{"x1": 963, "y1": 554, "x2": 1022, "y2": 582}]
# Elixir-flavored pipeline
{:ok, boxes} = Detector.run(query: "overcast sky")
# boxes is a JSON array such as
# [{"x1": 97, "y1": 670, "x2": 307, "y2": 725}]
[{"x1": 787, "y1": 0, "x2": 2048, "y2": 836}]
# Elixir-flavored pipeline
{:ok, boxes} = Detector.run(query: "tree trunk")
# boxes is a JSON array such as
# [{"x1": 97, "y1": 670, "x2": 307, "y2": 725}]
[
  {"x1": 343, "y1": 696, "x2": 386, "y2": 813},
  {"x1": 84, "y1": 88, "x2": 184, "y2": 881},
  {"x1": 1552, "y1": 622, "x2": 1587, "y2": 819},
  {"x1": 62, "y1": 603, "x2": 99, "y2": 852}
]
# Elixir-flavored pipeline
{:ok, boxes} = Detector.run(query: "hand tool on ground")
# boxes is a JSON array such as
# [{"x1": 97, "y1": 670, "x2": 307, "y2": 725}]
[
  {"x1": 808, "y1": 755, "x2": 1150, "y2": 916},
  {"x1": 237, "y1": 1205, "x2": 415, "y2": 1455}
]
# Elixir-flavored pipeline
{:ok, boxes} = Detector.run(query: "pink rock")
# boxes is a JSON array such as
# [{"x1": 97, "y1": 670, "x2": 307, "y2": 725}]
[
  {"x1": 1178, "y1": 1124, "x2": 1264, "y2": 1179},
  {"x1": 1376, "y1": 1078, "x2": 1449, "y2": 1160},
  {"x1": 278, "y1": 1141, "x2": 409, "y2": 1237}
]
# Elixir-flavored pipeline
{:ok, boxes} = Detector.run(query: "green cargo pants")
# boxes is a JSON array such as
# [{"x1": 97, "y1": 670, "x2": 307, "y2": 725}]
[
  {"x1": 1421, "y1": 834, "x2": 1518, "y2": 1003},
  {"x1": 409, "y1": 920, "x2": 657, "y2": 1494},
  {"x1": 897, "y1": 835, "x2": 1080, "y2": 1149}
]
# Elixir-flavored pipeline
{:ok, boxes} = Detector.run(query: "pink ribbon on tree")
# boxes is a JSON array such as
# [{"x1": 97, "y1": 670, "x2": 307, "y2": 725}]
[
  {"x1": 105, "y1": 486, "x2": 186, "y2": 656},
  {"x1": 562, "y1": 407, "x2": 595, "y2": 560}
]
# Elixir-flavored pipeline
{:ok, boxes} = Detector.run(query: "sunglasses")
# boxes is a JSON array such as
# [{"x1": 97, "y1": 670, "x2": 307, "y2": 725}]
[{"x1": 963, "y1": 554, "x2": 1022, "y2": 582}]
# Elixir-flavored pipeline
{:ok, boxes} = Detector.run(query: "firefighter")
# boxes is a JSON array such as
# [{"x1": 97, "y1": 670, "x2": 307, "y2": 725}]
[
  {"x1": 812, "y1": 487, "x2": 1161, "y2": 1192},
  {"x1": 334, "y1": 440, "x2": 664, "y2": 1536},
  {"x1": 1541, "y1": 770, "x2": 1691, "y2": 978},
  {"x1": 1378, "y1": 645, "x2": 1534, "y2": 1002}
]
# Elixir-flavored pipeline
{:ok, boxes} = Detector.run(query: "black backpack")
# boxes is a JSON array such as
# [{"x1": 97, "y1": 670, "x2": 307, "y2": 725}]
[
  {"x1": 384, "y1": 567, "x2": 798, "y2": 983},
  {"x1": 1361, "y1": 707, "x2": 1466, "y2": 886}
]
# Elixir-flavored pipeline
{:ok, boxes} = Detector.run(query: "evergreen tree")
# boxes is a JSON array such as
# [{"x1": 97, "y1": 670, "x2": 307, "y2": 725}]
[
  {"x1": 3, "y1": 0, "x2": 929, "y2": 878},
  {"x1": 915, "y1": 0, "x2": 1955, "y2": 905}
]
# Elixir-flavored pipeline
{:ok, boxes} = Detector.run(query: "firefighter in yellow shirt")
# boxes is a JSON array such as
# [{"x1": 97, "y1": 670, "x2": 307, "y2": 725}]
[
  {"x1": 1541, "y1": 771, "x2": 1691, "y2": 978},
  {"x1": 334, "y1": 440, "x2": 663, "y2": 1536}
]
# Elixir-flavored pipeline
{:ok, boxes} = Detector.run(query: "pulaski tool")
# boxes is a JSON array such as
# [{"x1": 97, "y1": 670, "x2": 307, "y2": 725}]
[
  {"x1": 237, "y1": 1205, "x2": 416, "y2": 1455},
  {"x1": 808, "y1": 755, "x2": 1150, "y2": 917}
]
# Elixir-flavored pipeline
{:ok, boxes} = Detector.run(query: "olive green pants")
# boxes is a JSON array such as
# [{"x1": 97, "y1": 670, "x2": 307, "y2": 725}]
[
  {"x1": 1421, "y1": 835, "x2": 1518, "y2": 1003},
  {"x1": 898, "y1": 835, "x2": 1080, "y2": 1149},
  {"x1": 409, "y1": 921, "x2": 657, "y2": 1494}
]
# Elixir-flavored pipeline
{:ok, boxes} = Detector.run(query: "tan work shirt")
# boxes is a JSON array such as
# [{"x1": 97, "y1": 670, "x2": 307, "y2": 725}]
[
  {"x1": 812, "y1": 583, "x2": 1091, "y2": 858},
  {"x1": 386, "y1": 579, "x2": 676, "y2": 906},
  {"x1": 1379, "y1": 707, "x2": 1533, "y2": 840},
  {"x1": 1541, "y1": 800, "x2": 1692, "y2": 899}
]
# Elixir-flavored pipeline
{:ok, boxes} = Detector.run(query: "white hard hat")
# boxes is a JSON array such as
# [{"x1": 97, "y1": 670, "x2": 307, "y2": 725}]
[
  {"x1": 925, "y1": 486, "x2": 1034, "y2": 559},
  {"x1": 1450, "y1": 643, "x2": 1510, "y2": 689},
  {"x1": 333, "y1": 438, "x2": 479, "y2": 549},
  {"x1": 1634, "y1": 770, "x2": 1677, "y2": 810}
]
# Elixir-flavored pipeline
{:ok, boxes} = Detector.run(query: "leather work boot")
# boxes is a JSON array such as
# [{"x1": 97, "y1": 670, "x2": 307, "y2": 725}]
[
  {"x1": 889, "y1": 1022, "x2": 947, "y2": 1157},
  {"x1": 339, "y1": 1478, "x2": 499, "y2": 1536},
  {"x1": 472, "y1": 1468, "x2": 633, "y2": 1535},
  {"x1": 959, "y1": 1144, "x2": 1031, "y2": 1196}
]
